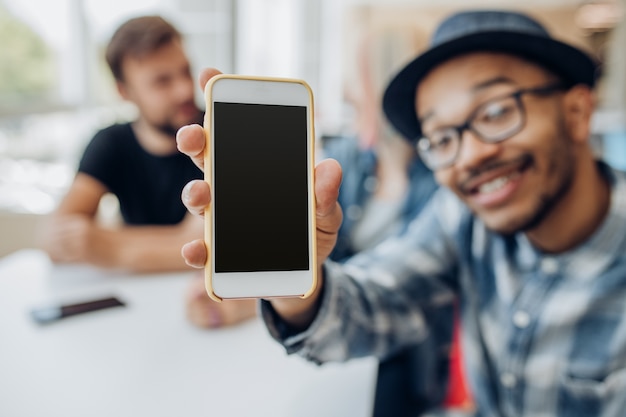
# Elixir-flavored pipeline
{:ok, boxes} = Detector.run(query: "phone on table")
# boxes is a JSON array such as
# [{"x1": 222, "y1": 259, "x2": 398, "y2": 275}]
[
  {"x1": 203, "y1": 74, "x2": 317, "y2": 301},
  {"x1": 30, "y1": 296, "x2": 126, "y2": 324}
]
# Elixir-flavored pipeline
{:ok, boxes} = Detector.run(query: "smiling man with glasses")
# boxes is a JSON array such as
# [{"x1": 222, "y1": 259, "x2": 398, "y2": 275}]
[{"x1": 178, "y1": 9, "x2": 626, "y2": 417}]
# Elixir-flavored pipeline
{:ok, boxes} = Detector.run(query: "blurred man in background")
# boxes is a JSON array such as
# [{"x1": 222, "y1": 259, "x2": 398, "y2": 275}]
[{"x1": 39, "y1": 15, "x2": 203, "y2": 272}]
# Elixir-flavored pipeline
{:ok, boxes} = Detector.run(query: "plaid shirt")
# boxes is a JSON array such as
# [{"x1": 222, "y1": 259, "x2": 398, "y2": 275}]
[{"x1": 262, "y1": 162, "x2": 626, "y2": 417}]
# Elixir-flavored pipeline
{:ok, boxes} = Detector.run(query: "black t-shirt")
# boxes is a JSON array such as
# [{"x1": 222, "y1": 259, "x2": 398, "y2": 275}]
[{"x1": 78, "y1": 123, "x2": 202, "y2": 225}]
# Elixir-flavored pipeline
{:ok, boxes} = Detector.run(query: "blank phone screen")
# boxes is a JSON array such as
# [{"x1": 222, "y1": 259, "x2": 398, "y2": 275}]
[{"x1": 213, "y1": 102, "x2": 309, "y2": 273}]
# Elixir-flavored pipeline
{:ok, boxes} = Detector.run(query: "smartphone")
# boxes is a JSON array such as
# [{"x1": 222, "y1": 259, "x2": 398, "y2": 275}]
[
  {"x1": 30, "y1": 296, "x2": 126, "y2": 325},
  {"x1": 203, "y1": 74, "x2": 317, "y2": 301}
]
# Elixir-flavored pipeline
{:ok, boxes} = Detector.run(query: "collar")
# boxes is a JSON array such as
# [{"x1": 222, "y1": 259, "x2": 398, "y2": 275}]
[{"x1": 513, "y1": 162, "x2": 626, "y2": 280}]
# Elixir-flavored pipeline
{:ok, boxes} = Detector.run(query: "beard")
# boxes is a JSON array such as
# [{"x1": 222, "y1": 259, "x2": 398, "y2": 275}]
[
  {"x1": 491, "y1": 130, "x2": 576, "y2": 236},
  {"x1": 151, "y1": 104, "x2": 204, "y2": 137},
  {"x1": 153, "y1": 122, "x2": 179, "y2": 137},
  {"x1": 496, "y1": 160, "x2": 574, "y2": 235},
  {"x1": 516, "y1": 164, "x2": 574, "y2": 233}
]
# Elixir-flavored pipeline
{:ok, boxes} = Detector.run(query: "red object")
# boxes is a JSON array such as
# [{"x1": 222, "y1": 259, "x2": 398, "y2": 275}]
[{"x1": 443, "y1": 314, "x2": 474, "y2": 409}]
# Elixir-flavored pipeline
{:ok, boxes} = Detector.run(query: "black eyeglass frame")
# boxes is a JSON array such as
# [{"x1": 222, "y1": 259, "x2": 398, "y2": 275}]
[{"x1": 416, "y1": 82, "x2": 566, "y2": 170}]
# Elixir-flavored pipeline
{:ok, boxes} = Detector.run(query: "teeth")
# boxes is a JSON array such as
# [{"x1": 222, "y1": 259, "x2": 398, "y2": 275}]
[{"x1": 478, "y1": 173, "x2": 516, "y2": 194}]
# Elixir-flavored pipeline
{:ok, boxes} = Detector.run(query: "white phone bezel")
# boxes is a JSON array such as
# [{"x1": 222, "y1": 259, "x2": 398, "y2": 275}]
[{"x1": 203, "y1": 75, "x2": 317, "y2": 301}]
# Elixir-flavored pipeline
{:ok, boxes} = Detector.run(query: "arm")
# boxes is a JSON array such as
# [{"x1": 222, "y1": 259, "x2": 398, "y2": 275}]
[
  {"x1": 39, "y1": 173, "x2": 106, "y2": 263},
  {"x1": 40, "y1": 173, "x2": 202, "y2": 272},
  {"x1": 89, "y1": 213, "x2": 203, "y2": 272}
]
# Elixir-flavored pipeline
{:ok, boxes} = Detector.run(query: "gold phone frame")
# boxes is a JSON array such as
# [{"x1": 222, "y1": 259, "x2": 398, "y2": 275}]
[{"x1": 203, "y1": 74, "x2": 318, "y2": 302}]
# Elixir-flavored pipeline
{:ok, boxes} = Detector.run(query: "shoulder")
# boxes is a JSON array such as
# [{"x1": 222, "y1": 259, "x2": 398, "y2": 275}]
[
  {"x1": 90, "y1": 123, "x2": 134, "y2": 142},
  {"x1": 79, "y1": 123, "x2": 135, "y2": 168},
  {"x1": 83, "y1": 123, "x2": 135, "y2": 154}
]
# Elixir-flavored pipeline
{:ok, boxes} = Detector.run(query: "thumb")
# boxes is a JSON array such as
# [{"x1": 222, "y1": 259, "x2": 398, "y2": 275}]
[{"x1": 314, "y1": 158, "x2": 342, "y2": 231}]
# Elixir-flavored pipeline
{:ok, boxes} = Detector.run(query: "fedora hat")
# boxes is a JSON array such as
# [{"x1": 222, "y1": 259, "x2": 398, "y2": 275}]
[{"x1": 382, "y1": 9, "x2": 600, "y2": 141}]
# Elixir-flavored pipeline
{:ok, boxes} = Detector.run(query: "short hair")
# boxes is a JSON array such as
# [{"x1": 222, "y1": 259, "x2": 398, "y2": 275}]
[{"x1": 105, "y1": 15, "x2": 182, "y2": 82}]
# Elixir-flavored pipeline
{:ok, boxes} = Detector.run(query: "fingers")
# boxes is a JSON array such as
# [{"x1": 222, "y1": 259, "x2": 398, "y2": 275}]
[
  {"x1": 185, "y1": 276, "x2": 223, "y2": 328},
  {"x1": 315, "y1": 158, "x2": 342, "y2": 212},
  {"x1": 185, "y1": 272, "x2": 208, "y2": 296},
  {"x1": 175, "y1": 69, "x2": 223, "y2": 171},
  {"x1": 314, "y1": 158, "x2": 343, "y2": 230},
  {"x1": 187, "y1": 300, "x2": 223, "y2": 328},
  {"x1": 178, "y1": 68, "x2": 223, "y2": 272},
  {"x1": 176, "y1": 124, "x2": 206, "y2": 171},
  {"x1": 198, "y1": 68, "x2": 223, "y2": 91},
  {"x1": 185, "y1": 276, "x2": 257, "y2": 329},
  {"x1": 182, "y1": 180, "x2": 211, "y2": 217},
  {"x1": 181, "y1": 239, "x2": 208, "y2": 268}
]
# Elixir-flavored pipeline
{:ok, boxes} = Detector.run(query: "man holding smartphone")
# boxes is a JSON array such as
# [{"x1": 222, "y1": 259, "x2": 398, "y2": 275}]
[
  {"x1": 39, "y1": 15, "x2": 204, "y2": 272},
  {"x1": 178, "y1": 9, "x2": 626, "y2": 416}
]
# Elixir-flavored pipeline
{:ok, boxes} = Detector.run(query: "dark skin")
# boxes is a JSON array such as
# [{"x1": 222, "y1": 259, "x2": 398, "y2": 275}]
[
  {"x1": 179, "y1": 54, "x2": 610, "y2": 328},
  {"x1": 419, "y1": 53, "x2": 609, "y2": 253}
]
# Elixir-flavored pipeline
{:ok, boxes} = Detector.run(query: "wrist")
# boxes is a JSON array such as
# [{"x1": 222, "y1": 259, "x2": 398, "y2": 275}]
[{"x1": 269, "y1": 267, "x2": 325, "y2": 331}]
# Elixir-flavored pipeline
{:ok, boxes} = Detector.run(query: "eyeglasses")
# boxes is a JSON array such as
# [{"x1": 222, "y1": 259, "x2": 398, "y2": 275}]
[{"x1": 416, "y1": 83, "x2": 565, "y2": 170}]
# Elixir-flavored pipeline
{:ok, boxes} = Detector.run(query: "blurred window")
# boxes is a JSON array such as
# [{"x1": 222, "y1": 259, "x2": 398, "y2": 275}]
[{"x1": 0, "y1": 0, "x2": 180, "y2": 214}]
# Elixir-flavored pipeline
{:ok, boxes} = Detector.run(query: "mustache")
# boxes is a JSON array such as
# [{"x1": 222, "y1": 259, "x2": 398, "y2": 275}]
[{"x1": 457, "y1": 154, "x2": 533, "y2": 193}]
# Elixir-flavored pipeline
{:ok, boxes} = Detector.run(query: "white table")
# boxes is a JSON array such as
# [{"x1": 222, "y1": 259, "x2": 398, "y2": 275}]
[{"x1": 0, "y1": 250, "x2": 377, "y2": 417}]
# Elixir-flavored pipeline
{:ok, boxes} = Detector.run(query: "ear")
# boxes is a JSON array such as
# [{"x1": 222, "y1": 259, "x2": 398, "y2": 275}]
[
  {"x1": 562, "y1": 84, "x2": 595, "y2": 145},
  {"x1": 116, "y1": 80, "x2": 130, "y2": 101}
]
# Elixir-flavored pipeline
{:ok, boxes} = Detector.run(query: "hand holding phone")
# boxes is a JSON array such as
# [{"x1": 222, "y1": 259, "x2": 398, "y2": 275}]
[{"x1": 203, "y1": 74, "x2": 317, "y2": 301}]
